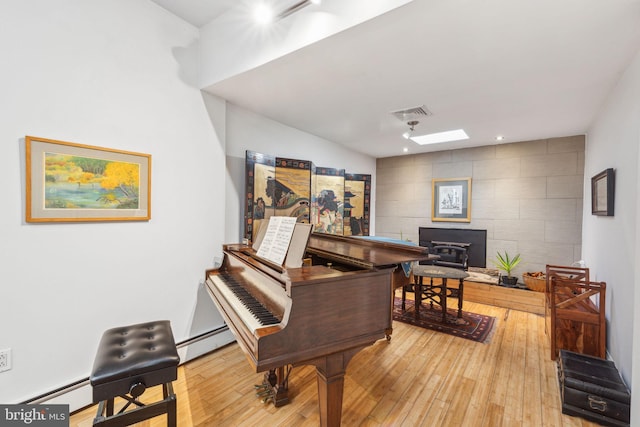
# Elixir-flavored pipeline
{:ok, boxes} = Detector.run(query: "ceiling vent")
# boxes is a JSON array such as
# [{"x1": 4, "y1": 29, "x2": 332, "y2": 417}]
[{"x1": 390, "y1": 105, "x2": 432, "y2": 122}]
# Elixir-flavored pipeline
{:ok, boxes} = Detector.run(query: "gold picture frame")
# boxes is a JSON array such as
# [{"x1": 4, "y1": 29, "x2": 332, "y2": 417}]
[
  {"x1": 432, "y1": 177, "x2": 471, "y2": 222},
  {"x1": 26, "y1": 136, "x2": 151, "y2": 222}
]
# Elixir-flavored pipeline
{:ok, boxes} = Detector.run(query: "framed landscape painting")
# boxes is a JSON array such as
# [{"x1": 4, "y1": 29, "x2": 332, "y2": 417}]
[
  {"x1": 432, "y1": 177, "x2": 471, "y2": 222},
  {"x1": 26, "y1": 136, "x2": 151, "y2": 222}
]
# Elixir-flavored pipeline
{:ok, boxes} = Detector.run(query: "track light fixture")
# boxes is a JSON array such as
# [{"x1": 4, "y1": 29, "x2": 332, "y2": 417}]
[
  {"x1": 254, "y1": 0, "x2": 322, "y2": 24},
  {"x1": 279, "y1": 0, "x2": 322, "y2": 19},
  {"x1": 402, "y1": 120, "x2": 419, "y2": 139}
]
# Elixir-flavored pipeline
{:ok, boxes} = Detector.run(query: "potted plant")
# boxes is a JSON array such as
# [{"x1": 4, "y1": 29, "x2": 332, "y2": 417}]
[{"x1": 492, "y1": 251, "x2": 522, "y2": 287}]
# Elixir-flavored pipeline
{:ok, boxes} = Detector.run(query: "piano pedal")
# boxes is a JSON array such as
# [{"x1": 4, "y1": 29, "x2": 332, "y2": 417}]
[{"x1": 254, "y1": 366, "x2": 291, "y2": 407}]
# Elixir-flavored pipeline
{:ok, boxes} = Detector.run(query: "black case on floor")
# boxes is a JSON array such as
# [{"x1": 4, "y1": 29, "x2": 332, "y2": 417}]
[{"x1": 558, "y1": 350, "x2": 630, "y2": 427}]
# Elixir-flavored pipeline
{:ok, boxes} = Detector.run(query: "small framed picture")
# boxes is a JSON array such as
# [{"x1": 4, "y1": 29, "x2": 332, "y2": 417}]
[
  {"x1": 26, "y1": 136, "x2": 151, "y2": 222},
  {"x1": 432, "y1": 177, "x2": 471, "y2": 222},
  {"x1": 591, "y1": 168, "x2": 614, "y2": 216}
]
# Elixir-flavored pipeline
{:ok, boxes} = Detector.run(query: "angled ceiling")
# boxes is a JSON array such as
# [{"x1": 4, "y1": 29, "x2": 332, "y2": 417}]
[
  {"x1": 151, "y1": 0, "x2": 237, "y2": 28},
  {"x1": 151, "y1": 0, "x2": 640, "y2": 158}
]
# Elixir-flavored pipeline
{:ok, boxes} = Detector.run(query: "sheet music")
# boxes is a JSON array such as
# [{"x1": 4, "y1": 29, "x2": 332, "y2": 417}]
[{"x1": 256, "y1": 216, "x2": 297, "y2": 265}]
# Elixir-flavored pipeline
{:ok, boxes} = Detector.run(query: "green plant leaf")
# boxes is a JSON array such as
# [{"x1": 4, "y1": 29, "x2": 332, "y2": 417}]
[{"x1": 492, "y1": 251, "x2": 522, "y2": 276}]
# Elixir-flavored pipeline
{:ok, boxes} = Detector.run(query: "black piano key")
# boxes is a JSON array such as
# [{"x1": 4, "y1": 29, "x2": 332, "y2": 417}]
[{"x1": 218, "y1": 272, "x2": 280, "y2": 326}]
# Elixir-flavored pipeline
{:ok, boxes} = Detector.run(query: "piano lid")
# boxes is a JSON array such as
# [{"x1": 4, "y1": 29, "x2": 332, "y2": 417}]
[{"x1": 307, "y1": 233, "x2": 431, "y2": 268}]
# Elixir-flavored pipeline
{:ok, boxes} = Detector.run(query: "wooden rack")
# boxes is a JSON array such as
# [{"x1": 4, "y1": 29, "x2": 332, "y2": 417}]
[{"x1": 548, "y1": 273, "x2": 606, "y2": 360}]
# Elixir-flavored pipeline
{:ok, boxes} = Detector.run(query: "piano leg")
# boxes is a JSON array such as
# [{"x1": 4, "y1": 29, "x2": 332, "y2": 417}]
[
  {"x1": 312, "y1": 346, "x2": 367, "y2": 427},
  {"x1": 384, "y1": 326, "x2": 393, "y2": 341}
]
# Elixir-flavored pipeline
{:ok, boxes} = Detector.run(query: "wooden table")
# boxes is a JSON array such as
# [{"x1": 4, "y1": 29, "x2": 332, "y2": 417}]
[{"x1": 412, "y1": 265, "x2": 469, "y2": 322}]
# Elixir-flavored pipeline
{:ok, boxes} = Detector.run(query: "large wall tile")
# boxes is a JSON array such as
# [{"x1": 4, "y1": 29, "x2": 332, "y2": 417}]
[
  {"x1": 548, "y1": 135, "x2": 585, "y2": 153},
  {"x1": 545, "y1": 220, "x2": 582, "y2": 244},
  {"x1": 413, "y1": 152, "x2": 436, "y2": 165},
  {"x1": 518, "y1": 240, "x2": 576, "y2": 267},
  {"x1": 430, "y1": 151, "x2": 455, "y2": 163},
  {"x1": 547, "y1": 175, "x2": 584, "y2": 198},
  {"x1": 471, "y1": 179, "x2": 496, "y2": 200},
  {"x1": 496, "y1": 139, "x2": 548, "y2": 159},
  {"x1": 520, "y1": 198, "x2": 577, "y2": 221},
  {"x1": 473, "y1": 158, "x2": 521, "y2": 179},
  {"x1": 432, "y1": 160, "x2": 472, "y2": 178},
  {"x1": 495, "y1": 177, "x2": 546, "y2": 199},
  {"x1": 494, "y1": 219, "x2": 545, "y2": 242},
  {"x1": 521, "y1": 152, "x2": 578, "y2": 177},
  {"x1": 452, "y1": 145, "x2": 496, "y2": 161},
  {"x1": 376, "y1": 200, "x2": 402, "y2": 217},
  {"x1": 473, "y1": 198, "x2": 520, "y2": 220}
]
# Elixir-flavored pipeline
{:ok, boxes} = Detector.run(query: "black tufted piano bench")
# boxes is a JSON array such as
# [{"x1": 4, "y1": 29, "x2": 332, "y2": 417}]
[{"x1": 90, "y1": 320, "x2": 180, "y2": 426}]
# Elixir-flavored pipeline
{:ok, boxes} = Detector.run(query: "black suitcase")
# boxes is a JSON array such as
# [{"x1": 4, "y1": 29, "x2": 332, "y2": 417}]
[{"x1": 558, "y1": 350, "x2": 630, "y2": 427}]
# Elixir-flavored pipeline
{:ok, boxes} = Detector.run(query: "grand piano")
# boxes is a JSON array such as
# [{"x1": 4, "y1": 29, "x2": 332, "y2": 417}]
[{"x1": 205, "y1": 232, "x2": 430, "y2": 426}]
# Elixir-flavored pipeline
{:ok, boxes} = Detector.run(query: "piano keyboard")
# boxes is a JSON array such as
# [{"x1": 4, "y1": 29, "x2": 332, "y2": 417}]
[{"x1": 208, "y1": 272, "x2": 281, "y2": 333}]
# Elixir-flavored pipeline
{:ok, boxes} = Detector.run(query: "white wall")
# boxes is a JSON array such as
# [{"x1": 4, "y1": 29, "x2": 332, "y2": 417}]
[
  {"x1": 583, "y1": 47, "x2": 640, "y2": 420},
  {"x1": 0, "y1": 1, "x2": 232, "y2": 405},
  {"x1": 224, "y1": 104, "x2": 377, "y2": 242}
]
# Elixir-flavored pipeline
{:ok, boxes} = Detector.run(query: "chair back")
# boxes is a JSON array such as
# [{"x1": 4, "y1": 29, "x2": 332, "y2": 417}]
[
  {"x1": 432, "y1": 245, "x2": 468, "y2": 270},
  {"x1": 545, "y1": 264, "x2": 590, "y2": 293}
]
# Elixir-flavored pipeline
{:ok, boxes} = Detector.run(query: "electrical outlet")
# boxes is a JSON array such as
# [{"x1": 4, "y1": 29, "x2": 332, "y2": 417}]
[{"x1": 0, "y1": 348, "x2": 11, "y2": 372}]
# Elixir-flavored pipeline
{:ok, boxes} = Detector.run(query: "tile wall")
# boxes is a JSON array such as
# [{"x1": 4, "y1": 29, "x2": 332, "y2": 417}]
[{"x1": 375, "y1": 135, "x2": 585, "y2": 276}]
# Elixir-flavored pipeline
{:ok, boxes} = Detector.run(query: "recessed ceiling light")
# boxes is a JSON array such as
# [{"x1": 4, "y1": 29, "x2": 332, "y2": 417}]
[
  {"x1": 411, "y1": 129, "x2": 469, "y2": 145},
  {"x1": 496, "y1": 135, "x2": 505, "y2": 141},
  {"x1": 403, "y1": 147, "x2": 409, "y2": 153}
]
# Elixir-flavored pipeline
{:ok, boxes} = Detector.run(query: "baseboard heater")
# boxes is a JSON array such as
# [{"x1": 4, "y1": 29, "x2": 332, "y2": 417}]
[{"x1": 21, "y1": 325, "x2": 232, "y2": 409}]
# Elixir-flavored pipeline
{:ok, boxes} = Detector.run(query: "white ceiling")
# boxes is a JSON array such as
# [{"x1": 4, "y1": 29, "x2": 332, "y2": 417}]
[
  {"x1": 151, "y1": 0, "x2": 640, "y2": 158},
  {"x1": 151, "y1": 0, "x2": 237, "y2": 28}
]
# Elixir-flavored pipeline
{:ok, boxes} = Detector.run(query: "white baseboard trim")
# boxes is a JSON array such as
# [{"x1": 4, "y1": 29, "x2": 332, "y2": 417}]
[
  {"x1": 27, "y1": 326, "x2": 236, "y2": 413},
  {"x1": 177, "y1": 327, "x2": 235, "y2": 365}
]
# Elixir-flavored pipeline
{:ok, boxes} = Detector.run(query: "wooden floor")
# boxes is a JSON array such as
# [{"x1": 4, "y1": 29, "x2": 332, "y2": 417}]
[{"x1": 70, "y1": 292, "x2": 601, "y2": 426}]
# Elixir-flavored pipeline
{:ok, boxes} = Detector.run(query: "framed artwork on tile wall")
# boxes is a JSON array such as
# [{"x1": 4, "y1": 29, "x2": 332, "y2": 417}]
[{"x1": 432, "y1": 177, "x2": 471, "y2": 222}]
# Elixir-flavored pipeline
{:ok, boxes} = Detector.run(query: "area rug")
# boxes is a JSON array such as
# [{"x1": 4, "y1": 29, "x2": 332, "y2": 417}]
[{"x1": 393, "y1": 297, "x2": 496, "y2": 343}]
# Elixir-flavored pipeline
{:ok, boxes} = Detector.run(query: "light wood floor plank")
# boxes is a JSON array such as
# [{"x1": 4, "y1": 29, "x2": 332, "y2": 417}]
[{"x1": 69, "y1": 293, "x2": 602, "y2": 427}]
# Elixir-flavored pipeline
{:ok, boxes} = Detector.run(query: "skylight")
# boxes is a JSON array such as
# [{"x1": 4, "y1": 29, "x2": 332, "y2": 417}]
[{"x1": 411, "y1": 129, "x2": 469, "y2": 145}]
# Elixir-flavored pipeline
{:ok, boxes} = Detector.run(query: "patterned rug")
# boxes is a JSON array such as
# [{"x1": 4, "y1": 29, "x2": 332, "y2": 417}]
[{"x1": 393, "y1": 297, "x2": 496, "y2": 343}]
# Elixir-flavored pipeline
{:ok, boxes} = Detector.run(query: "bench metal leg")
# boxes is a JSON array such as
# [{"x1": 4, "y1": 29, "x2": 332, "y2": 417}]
[{"x1": 93, "y1": 382, "x2": 176, "y2": 427}]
